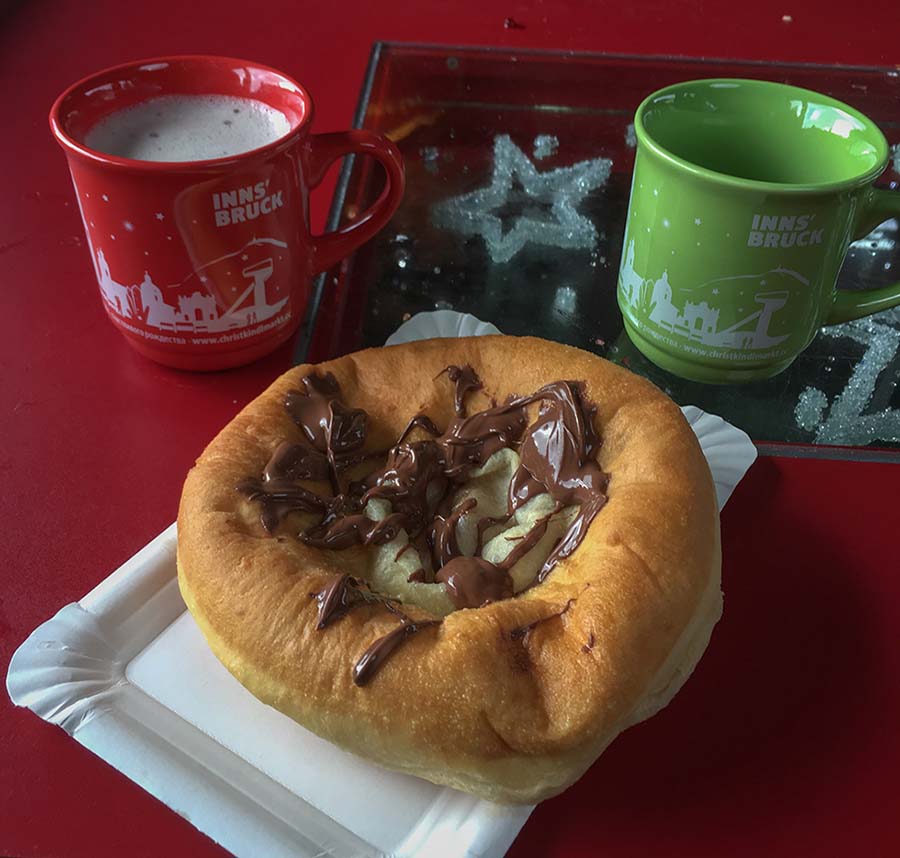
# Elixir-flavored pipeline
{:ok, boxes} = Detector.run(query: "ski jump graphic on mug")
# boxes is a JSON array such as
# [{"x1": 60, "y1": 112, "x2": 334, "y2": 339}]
[
  {"x1": 94, "y1": 239, "x2": 288, "y2": 334},
  {"x1": 619, "y1": 239, "x2": 803, "y2": 351}
]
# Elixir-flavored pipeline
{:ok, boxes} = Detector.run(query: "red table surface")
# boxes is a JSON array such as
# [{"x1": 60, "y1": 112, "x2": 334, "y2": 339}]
[{"x1": 2, "y1": 2, "x2": 899, "y2": 857}]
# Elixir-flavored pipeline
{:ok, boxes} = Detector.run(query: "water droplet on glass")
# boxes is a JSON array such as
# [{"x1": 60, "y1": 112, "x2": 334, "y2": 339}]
[
  {"x1": 420, "y1": 146, "x2": 440, "y2": 175},
  {"x1": 553, "y1": 284, "x2": 578, "y2": 314}
]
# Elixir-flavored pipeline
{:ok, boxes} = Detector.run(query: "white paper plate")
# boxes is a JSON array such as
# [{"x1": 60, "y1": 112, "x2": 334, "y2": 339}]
[
  {"x1": 7, "y1": 312, "x2": 756, "y2": 858},
  {"x1": 385, "y1": 311, "x2": 501, "y2": 345}
]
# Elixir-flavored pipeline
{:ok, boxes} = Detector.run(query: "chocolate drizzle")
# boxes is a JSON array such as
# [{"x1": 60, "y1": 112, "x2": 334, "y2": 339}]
[
  {"x1": 239, "y1": 362, "x2": 609, "y2": 686},
  {"x1": 303, "y1": 510, "x2": 408, "y2": 550},
  {"x1": 313, "y1": 573, "x2": 400, "y2": 629},
  {"x1": 352, "y1": 619, "x2": 441, "y2": 686},
  {"x1": 438, "y1": 364, "x2": 484, "y2": 416},
  {"x1": 514, "y1": 381, "x2": 607, "y2": 582},
  {"x1": 236, "y1": 476, "x2": 326, "y2": 534},
  {"x1": 284, "y1": 372, "x2": 368, "y2": 494},
  {"x1": 311, "y1": 574, "x2": 435, "y2": 685},
  {"x1": 429, "y1": 497, "x2": 478, "y2": 570},
  {"x1": 434, "y1": 556, "x2": 514, "y2": 609},
  {"x1": 263, "y1": 440, "x2": 330, "y2": 483}
]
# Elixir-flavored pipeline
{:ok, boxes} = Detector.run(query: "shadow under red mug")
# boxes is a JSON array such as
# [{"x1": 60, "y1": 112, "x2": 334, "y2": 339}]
[{"x1": 50, "y1": 55, "x2": 405, "y2": 371}]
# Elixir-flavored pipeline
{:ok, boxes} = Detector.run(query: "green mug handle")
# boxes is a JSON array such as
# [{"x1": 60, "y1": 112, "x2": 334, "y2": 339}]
[{"x1": 827, "y1": 188, "x2": 900, "y2": 324}]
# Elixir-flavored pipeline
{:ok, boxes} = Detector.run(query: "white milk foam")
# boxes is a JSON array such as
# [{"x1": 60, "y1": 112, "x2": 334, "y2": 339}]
[{"x1": 84, "y1": 94, "x2": 292, "y2": 162}]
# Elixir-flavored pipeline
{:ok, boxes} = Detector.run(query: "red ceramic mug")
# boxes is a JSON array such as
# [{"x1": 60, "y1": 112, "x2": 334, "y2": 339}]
[{"x1": 50, "y1": 55, "x2": 404, "y2": 370}]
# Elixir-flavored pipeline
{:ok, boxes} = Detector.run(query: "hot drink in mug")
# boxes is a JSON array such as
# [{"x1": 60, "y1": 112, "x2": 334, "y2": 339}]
[{"x1": 51, "y1": 56, "x2": 405, "y2": 370}]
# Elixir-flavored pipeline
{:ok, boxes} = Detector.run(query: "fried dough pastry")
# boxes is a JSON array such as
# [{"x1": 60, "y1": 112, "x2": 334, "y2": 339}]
[{"x1": 177, "y1": 336, "x2": 722, "y2": 803}]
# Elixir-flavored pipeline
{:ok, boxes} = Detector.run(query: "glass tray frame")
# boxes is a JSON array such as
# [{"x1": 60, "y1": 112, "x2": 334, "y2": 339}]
[{"x1": 295, "y1": 43, "x2": 900, "y2": 463}]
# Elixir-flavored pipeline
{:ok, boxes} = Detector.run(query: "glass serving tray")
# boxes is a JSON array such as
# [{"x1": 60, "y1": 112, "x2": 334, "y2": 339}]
[{"x1": 297, "y1": 44, "x2": 900, "y2": 461}]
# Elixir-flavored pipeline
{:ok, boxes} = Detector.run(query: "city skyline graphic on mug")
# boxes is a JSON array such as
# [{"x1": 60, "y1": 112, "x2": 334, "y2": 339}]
[
  {"x1": 93, "y1": 238, "x2": 288, "y2": 334},
  {"x1": 619, "y1": 239, "x2": 805, "y2": 350}
]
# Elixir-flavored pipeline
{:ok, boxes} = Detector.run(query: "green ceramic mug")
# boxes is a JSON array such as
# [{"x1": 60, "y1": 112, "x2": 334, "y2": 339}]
[{"x1": 618, "y1": 78, "x2": 900, "y2": 383}]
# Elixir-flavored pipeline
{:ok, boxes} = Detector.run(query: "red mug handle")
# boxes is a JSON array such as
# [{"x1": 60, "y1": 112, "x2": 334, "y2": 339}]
[{"x1": 306, "y1": 130, "x2": 405, "y2": 274}]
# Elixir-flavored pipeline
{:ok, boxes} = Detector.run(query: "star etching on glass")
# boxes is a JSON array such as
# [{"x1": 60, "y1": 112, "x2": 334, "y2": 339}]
[{"x1": 432, "y1": 135, "x2": 612, "y2": 264}]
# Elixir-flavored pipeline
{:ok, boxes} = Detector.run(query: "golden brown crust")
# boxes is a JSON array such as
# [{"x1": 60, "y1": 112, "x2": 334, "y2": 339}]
[{"x1": 177, "y1": 336, "x2": 721, "y2": 803}]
